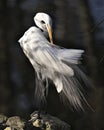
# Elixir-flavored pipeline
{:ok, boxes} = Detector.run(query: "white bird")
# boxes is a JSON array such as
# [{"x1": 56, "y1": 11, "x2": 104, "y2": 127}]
[{"x1": 18, "y1": 12, "x2": 92, "y2": 110}]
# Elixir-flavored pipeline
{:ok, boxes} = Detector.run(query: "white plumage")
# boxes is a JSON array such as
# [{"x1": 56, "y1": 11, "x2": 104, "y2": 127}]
[{"x1": 18, "y1": 12, "x2": 91, "y2": 110}]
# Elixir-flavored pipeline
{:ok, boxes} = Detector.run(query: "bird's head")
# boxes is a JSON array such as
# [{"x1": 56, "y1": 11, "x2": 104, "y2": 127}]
[{"x1": 34, "y1": 12, "x2": 53, "y2": 44}]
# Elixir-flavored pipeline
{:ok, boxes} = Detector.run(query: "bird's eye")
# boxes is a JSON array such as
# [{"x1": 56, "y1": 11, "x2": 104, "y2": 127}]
[{"x1": 41, "y1": 20, "x2": 45, "y2": 24}]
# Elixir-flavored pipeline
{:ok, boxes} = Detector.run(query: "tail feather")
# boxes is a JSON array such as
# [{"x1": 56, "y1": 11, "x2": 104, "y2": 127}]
[
  {"x1": 54, "y1": 75, "x2": 84, "y2": 110},
  {"x1": 53, "y1": 65, "x2": 93, "y2": 110},
  {"x1": 71, "y1": 65, "x2": 94, "y2": 88}
]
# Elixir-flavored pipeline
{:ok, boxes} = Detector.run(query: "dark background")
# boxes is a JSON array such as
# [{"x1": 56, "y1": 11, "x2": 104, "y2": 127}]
[{"x1": 0, "y1": 0, "x2": 104, "y2": 130}]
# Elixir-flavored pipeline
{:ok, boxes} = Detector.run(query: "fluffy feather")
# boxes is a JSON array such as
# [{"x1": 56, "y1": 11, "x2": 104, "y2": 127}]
[{"x1": 18, "y1": 13, "x2": 92, "y2": 110}]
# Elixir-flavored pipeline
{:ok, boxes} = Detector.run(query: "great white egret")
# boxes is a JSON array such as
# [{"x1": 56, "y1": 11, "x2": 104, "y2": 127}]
[{"x1": 18, "y1": 12, "x2": 92, "y2": 110}]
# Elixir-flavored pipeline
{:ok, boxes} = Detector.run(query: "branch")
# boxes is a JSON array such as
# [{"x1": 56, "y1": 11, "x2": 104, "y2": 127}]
[{"x1": 0, "y1": 111, "x2": 71, "y2": 130}]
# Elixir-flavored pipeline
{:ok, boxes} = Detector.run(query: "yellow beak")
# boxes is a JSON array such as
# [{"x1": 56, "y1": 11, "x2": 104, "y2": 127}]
[{"x1": 46, "y1": 24, "x2": 53, "y2": 44}]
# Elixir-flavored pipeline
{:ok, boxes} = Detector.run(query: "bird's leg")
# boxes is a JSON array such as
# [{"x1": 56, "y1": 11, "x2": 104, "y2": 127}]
[
  {"x1": 37, "y1": 110, "x2": 41, "y2": 119},
  {"x1": 45, "y1": 78, "x2": 48, "y2": 97},
  {"x1": 35, "y1": 72, "x2": 48, "y2": 117}
]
